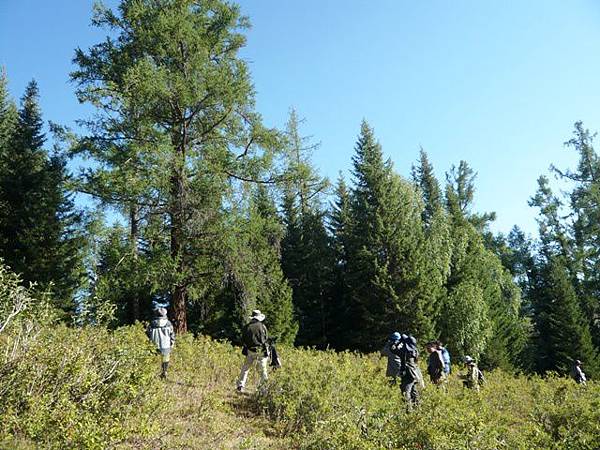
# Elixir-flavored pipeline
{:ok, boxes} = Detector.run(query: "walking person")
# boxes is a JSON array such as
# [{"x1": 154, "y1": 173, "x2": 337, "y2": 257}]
[
  {"x1": 437, "y1": 341, "x2": 451, "y2": 375},
  {"x1": 426, "y1": 341, "x2": 446, "y2": 385},
  {"x1": 570, "y1": 359, "x2": 587, "y2": 385},
  {"x1": 381, "y1": 332, "x2": 403, "y2": 385},
  {"x1": 236, "y1": 310, "x2": 270, "y2": 393},
  {"x1": 146, "y1": 307, "x2": 175, "y2": 380},
  {"x1": 461, "y1": 356, "x2": 485, "y2": 391},
  {"x1": 394, "y1": 334, "x2": 423, "y2": 410}
]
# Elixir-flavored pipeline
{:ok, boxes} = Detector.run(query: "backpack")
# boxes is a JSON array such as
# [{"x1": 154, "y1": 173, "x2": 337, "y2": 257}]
[
  {"x1": 441, "y1": 348, "x2": 451, "y2": 373},
  {"x1": 401, "y1": 335, "x2": 419, "y2": 360}
]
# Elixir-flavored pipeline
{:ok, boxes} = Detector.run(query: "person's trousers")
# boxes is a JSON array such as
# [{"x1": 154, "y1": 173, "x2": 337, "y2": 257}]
[
  {"x1": 401, "y1": 377, "x2": 420, "y2": 407},
  {"x1": 237, "y1": 351, "x2": 268, "y2": 388},
  {"x1": 159, "y1": 348, "x2": 171, "y2": 363}
]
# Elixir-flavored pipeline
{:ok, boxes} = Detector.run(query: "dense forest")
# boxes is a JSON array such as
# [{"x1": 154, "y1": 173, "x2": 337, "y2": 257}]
[{"x1": 1, "y1": 0, "x2": 599, "y2": 382}]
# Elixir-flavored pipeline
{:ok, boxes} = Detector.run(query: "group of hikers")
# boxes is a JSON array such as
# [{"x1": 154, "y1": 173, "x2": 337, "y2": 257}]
[
  {"x1": 144, "y1": 307, "x2": 589, "y2": 399},
  {"x1": 380, "y1": 332, "x2": 485, "y2": 408}
]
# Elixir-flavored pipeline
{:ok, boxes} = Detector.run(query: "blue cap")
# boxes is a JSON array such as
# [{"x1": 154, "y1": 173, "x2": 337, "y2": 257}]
[{"x1": 389, "y1": 332, "x2": 401, "y2": 341}]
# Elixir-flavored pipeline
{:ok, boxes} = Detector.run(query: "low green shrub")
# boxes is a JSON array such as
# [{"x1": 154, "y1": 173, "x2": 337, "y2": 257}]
[
  {"x1": 0, "y1": 324, "x2": 161, "y2": 449},
  {"x1": 255, "y1": 348, "x2": 600, "y2": 449}
]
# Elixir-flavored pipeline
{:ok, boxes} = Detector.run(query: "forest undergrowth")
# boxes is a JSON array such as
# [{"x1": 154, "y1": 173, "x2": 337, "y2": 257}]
[{"x1": 1, "y1": 322, "x2": 599, "y2": 450}]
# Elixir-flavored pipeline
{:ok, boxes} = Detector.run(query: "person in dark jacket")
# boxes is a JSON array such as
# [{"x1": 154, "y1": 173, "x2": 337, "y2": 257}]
[
  {"x1": 236, "y1": 310, "x2": 269, "y2": 392},
  {"x1": 392, "y1": 334, "x2": 423, "y2": 410},
  {"x1": 146, "y1": 307, "x2": 175, "y2": 379},
  {"x1": 381, "y1": 331, "x2": 403, "y2": 384},
  {"x1": 426, "y1": 341, "x2": 446, "y2": 385},
  {"x1": 570, "y1": 359, "x2": 587, "y2": 385}
]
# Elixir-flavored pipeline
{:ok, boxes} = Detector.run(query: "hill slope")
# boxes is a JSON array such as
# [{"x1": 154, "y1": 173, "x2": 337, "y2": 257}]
[{"x1": 2, "y1": 326, "x2": 599, "y2": 449}]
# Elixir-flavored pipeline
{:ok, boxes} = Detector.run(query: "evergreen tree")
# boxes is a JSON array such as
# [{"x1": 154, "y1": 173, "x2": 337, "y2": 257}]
[
  {"x1": 531, "y1": 255, "x2": 599, "y2": 378},
  {"x1": 90, "y1": 224, "x2": 154, "y2": 326},
  {"x1": 71, "y1": 0, "x2": 283, "y2": 332},
  {"x1": 412, "y1": 148, "x2": 442, "y2": 227},
  {"x1": 0, "y1": 69, "x2": 17, "y2": 154},
  {"x1": 0, "y1": 80, "x2": 83, "y2": 308},
  {"x1": 214, "y1": 185, "x2": 297, "y2": 343},
  {"x1": 0, "y1": 70, "x2": 18, "y2": 248},
  {"x1": 328, "y1": 174, "x2": 352, "y2": 348},
  {"x1": 344, "y1": 121, "x2": 430, "y2": 350},
  {"x1": 412, "y1": 149, "x2": 451, "y2": 337},
  {"x1": 551, "y1": 122, "x2": 600, "y2": 347},
  {"x1": 279, "y1": 109, "x2": 332, "y2": 347}
]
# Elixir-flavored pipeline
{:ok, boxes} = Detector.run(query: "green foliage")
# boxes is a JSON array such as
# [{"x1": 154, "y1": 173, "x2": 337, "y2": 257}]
[
  {"x1": 255, "y1": 345, "x2": 600, "y2": 449},
  {"x1": 344, "y1": 122, "x2": 434, "y2": 349},
  {"x1": 87, "y1": 224, "x2": 155, "y2": 326},
  {"x1": 207, "y1": 186, "x2": 297, "y2": 344},
  {"x1": 531, "y1": 256, "x2": 600, "y2": 377},
  {"x1": 0, "y1": 79, "x2": 83, "y2": 308},
  {"x1": 280, "y1": 109, "x2": 332, "y2": 347},
  {"x1": 0, "y1": 324, "x2": 161, "y2": 449},
  {"x1": 71, "y1": 0, "x2": 284, "y2": 332}
]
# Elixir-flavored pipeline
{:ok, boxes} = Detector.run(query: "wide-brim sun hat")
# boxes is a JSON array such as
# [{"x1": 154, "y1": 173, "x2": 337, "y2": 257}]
[{"x1": 250, "y1": 309, "x2": 265, "y2": 322}]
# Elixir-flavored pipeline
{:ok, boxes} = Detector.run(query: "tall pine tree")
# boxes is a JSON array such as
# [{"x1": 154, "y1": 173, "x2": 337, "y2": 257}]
[
  {"x1": 279, "y1": 109, "x2": 332, "y2": 347},
  {"x1": 71, "y1": 0, "x2": 283, "y2": 332},
  {"x1": 0, "y1": 80, "x2": 82, "y2": 308},
  {"x1": 344, "y1": 121, "x2": 431, "y2": 350}
]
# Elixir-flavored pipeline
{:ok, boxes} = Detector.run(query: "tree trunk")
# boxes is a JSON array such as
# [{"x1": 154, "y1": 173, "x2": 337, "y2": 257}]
[
  {"x1": 170, "y1": 125, "x2": 188, "y2": 334},
  {"x1": 129, "y1": 203, "x2": 140, "y2": 322},
  {"x1": 172, "y1": 283, "x2": 188, "y2": 334}
]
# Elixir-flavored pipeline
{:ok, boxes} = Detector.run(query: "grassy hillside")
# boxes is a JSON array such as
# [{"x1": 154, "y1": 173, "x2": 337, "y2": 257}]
[{"x1": 1, "y1": 325, "x2": 599, "y2": 449}]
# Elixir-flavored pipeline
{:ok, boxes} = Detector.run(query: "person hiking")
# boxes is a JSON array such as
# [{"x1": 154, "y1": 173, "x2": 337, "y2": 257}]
[
  {"x1": 236, "y1": 310, "x2": 269, "y2": 393},
  {"x1": 146, "y1": 307, "x2": 175, "y2": 380},
  {"x1": 381, "y1": 332, "x2": 403, "y2": 385},
  {"x1": 392, "y1": 334, "x2": 423, "y2": 410},
  {"x1": 436, "y1": 340, "x2": 451, "y2": 375},
  {"x1": 461, "y1": 356, "x2": 485, "y2": 391},
  {"x1": 570, "y1": 359, "x2": 587, "y2": 385},
  {"x1": 426, "y1": 341, "x2": 446, "y2": 385}
]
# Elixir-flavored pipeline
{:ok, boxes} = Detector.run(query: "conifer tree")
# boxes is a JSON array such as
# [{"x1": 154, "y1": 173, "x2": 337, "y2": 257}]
[
  {"x1": 412, "y1": 148, "x2": 443, "y2": 227},
  {"x1": 442, "y1": 161, "x2": 525, "y2": 365},
  {"x1": 279, "y1": 109, "x2": 332, "y2": 347},
  {"x1": 0, "y1": 80, "x2": 83, "y2": 307},
  {"x1": 344, "y1": 121, "x2": 430, "y2": 350},
  {"x1": 328, "y1": 174, "x2": 352, "y2": 348},
  {"x1": 412, "y1": 149, "x2": 451, "y2": 336},
  {"x1": 531, "y1": 255, "x2": 599, "y2": 378},
  {"x1": 551, "y1": 122, "x2": 600, "y2": 347},
  {"x1": 0, "y1": 70, "x2": 17, "y2": 154},
  {"x1": 71, "y1": 0, "x2": 282, "y2": 332},
  {"x1": 0, "y1": 70, "x2": 18, "y2": 246},
  {"x1": 215, "y1": 185, "x2": 297, "y2": 343}
]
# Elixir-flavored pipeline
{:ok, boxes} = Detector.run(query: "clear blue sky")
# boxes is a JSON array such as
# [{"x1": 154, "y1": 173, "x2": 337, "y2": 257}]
[{"x1": 2, "y1": 0, "x2": 600, "y2": 235}]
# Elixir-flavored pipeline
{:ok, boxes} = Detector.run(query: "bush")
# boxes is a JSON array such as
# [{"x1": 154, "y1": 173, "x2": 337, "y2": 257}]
[
  {"x1": 254, "y1": 347, "x2": 600, "y2": 449},
  {"x1": 0, "y1": 324, "x2": 161, "y2": 449}
]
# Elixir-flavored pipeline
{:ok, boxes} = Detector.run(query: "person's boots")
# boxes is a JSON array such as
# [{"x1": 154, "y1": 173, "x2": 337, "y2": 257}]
[{"x1": 161, "y1": 362, "x2": 169, "y2": 380}]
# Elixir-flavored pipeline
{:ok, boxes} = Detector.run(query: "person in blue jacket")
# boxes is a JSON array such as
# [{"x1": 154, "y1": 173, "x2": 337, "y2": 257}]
[{"x1": 436, "y1": 340, "x2": 451, "y2": 375}]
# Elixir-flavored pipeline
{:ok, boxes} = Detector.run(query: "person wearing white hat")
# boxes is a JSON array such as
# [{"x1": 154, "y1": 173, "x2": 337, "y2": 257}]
[
  {"x1": 146, "y1": 307, "x2": 175, "y2": 379},
  {"x1": 236, "y1": 309, "x2": 269, "y2": 392},
  {"x1": 461, "y1": 356, "x2": 485, "y2": 390}
]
